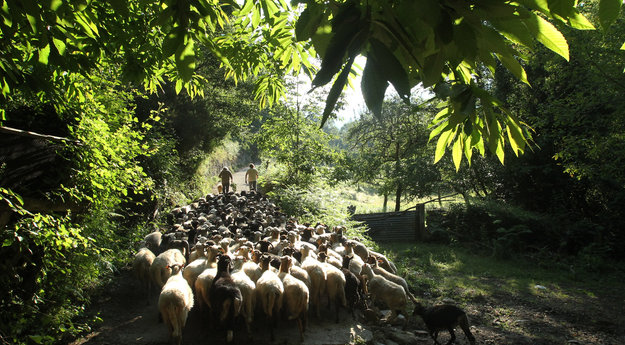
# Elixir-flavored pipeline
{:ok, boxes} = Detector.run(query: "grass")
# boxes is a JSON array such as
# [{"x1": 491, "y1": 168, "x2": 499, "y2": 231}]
[{"x1": 378, "y1": 241, "x2": 625, "y2": 307}]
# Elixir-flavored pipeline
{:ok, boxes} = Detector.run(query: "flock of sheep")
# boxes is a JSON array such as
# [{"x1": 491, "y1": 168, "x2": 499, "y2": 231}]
[{"x1": 132, "y1": 191, "x2": 475, "y2": 345}]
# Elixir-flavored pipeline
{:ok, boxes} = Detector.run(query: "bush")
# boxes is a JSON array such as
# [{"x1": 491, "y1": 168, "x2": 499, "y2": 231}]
[{"x1": 262, "y1": 167, "x2": 375, "y2": 247}]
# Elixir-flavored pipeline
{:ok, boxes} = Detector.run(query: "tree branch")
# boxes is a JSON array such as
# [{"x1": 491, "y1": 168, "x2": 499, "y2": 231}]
[{"x1": 0, "y1": 126, "x2": 81, "y2": 144}]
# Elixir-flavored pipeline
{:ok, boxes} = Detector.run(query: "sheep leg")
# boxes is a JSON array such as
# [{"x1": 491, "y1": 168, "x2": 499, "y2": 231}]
[
  {"x1": 459, "y1": 314, "x2": 476, "y2": 345},
  {"x1": 431, "y1": 330, "x2": 441, "y2": 345},
  {"x1": 297, "y1": 318, "x2": 304, "y2": 341},
  {"x1": 269, "y1": 315, "x2": 276, "y2": 341},
  {"x1": 445, "y1": 328, "x2": 456, "y2": 345}
]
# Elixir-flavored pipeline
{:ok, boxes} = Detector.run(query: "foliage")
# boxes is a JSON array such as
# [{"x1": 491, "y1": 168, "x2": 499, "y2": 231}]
[
  {"x1": 254, "y1": 95, "x2": 340, "y2": 186},
  {"x1": 0, "y1": 0, "x2": 313, "y2": 121},
  {"x1": 265, "y1": 175, "x2": 375, "y2": 247},
  {"x1": 3, "y1": 0, "x2": 620, "y2": 168},
  {"x1": 427, "y1": 198, "x2": 619, "y2": 265},
  {"x1": 0, "y1": 67, "x2": 156, "y2": 344},
  {"x1": 485, "y1": 1, "x2": 625, "y2": 258},
  {"x1": 344, "y1": 97, "x2": 442, "y2": 210},
  {"x1": 298, "y1": 0, "x2": 623, "y2": 166},
  {"x1": 0, "y1": 189, "x2": 101, "y2": 344}
]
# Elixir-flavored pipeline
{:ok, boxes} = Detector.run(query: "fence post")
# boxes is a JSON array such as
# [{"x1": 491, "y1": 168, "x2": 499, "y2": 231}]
[{"x1": 415, "y1": 203, "x2": 426, "y2": 241}]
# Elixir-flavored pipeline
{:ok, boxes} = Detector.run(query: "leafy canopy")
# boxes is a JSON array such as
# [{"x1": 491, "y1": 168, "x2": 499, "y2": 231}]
[{"x1": 1, "y1": 0, "x2": 622, "y2": 166}]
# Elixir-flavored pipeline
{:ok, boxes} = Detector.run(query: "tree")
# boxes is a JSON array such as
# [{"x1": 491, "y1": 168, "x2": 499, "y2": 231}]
[
  {"x1": 298, "y1": 0, "x2": 623, "y2": 167},
  {"x1": 254, "y1": 79, "x2": 340, "y2": 186},
  {"x1": 347, "y1": 97, "x2": 440, "y2": 210},
  {"x1": 2, "y1": 0, "x2": 622, "y2": 168}
]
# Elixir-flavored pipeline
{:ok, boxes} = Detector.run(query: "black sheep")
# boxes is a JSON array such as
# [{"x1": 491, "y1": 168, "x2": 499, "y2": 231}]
[
  {"x1": 413, "y1": 303, "x2": 476, "y2": 345},
  {"x1": 210, "y1": 255, "x2": 243, "y2": 343},
  {"x1": 341, "y1": 255, "x2": 363, "y2": 317}
]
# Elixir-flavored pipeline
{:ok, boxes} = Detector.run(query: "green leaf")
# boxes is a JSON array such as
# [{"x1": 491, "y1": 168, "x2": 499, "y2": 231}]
[
  {"x1": 162, "y1": 28, "x2": 183, "y2": 58},
  {"x1": 238, "y1": 0, "x2": 254, "y2": 16},
  {"x1": 567, "y1": 9, "x2": 595, "y2": 30},
  {"x1": 321, "y1": 57, "x2": 355, "y2": 127},
  {"x1": 369, "y1": 38, "x2": 411, "y2": 101},
  {"x1": 72, "y1": 0, "x2": 89, "y2": 11},
  {"x1": 452, "y1": 134, "x2": 463, "y2": 171},
  {"x1": 490, "y1": 18, "x2": 535, "y2": 49},
  {"x1": 361, "y1": 55, "x2": 387, "y2": 118},
  {"x1": 175, "y1": 36, "x2": 196, "y2": 82},
  {"x1": 547, "y1": 0, "x2": 575, "y2": 19},
  {"x1": 524, "y1": 13, "x2": 569, "y2": 61},
  {"x1": 599, "y1": 0, "x2": 621, "y2": 29},
  {"x1": 38, "y1": 44, "x2": 51, "y2": 65},
  {"x1": 435, "y1": 127, "x2": 455, "y2": 163},
  {"x1": 295, "y1": 3, "x2": 323, "y2": 41},
  {"x1": 496, "y1": 53, "x2": 530, "y2": 86},
  {"x1": 311, "y1": 2, "x2": 361, "y2": 88},
  {"x1": 52, "y1": 37, "x2": 66, "y2": 55},
  {"x1": 429, "y1": 120, "x2": 450, "y2": 141}
]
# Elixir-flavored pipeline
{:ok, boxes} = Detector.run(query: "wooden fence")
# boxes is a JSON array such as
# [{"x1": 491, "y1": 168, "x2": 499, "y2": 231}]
[{"x1": 351, "y1": 204, "x2": 426, "y2": 242}]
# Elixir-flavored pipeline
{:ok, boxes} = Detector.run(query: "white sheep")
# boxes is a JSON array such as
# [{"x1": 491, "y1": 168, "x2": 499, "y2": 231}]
[
  {"x1": 361, "y1": 263, "x2": 407, "y2": 323},
  {"x1": 182, "y1": 244, "x2": 220, "y2": 291},
  {"x1": 255, "y1": 254, "x2": 284, "y2": 341},
  {"x1": 367, "y1": 256, "x2": 418, "y2": 304},
  {"x1": 194, "y1": 267, "x2": 217, "y2": 310},
  {"x1": 278, "y1": 256, "x2": 309, "y2": 341},
  {"x1": 150, "y1": 248, "x2": 186, "y2": 289},
  {"x1": 231, "y1": 256, "x2": 257, "y2": 335},
  {"x1": 300, "y1": 249, "x2": 326, "y2": 318},
  {"x1": 133, "y1": 247, "x2": 156, "y2": 300},
  {"x1": 158, "y1": 264, "x2": 194, "y2": 345},
  {"x1": 318, "y1": 252, "x2": 347, "y2": 323}
]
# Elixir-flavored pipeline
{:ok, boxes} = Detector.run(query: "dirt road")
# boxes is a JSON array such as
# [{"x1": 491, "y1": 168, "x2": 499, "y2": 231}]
[{"x1": 69, "y1": 268, "x2": 377, "y2": 345}]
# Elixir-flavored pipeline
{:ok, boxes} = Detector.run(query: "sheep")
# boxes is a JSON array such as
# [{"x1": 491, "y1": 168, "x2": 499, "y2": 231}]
[
  {"x1": 183, "y1": 244, "x2": 220, "y2": 291},
  {"x1": 150, "y1": 248, "x2": 187, "y2": 289},
  {"x1": 236, "y1": 246, "x2": 263, "y2": 282},
  {"x1": 133, "y1": 247, "x2": 156, "y2": 304},
  {"x1": 413, "y1": 303, "x2": 476, "y2": 345},
  {"x1": 360, "y1": 263, "x2": 407, "y2": 324},
  {"x1": 209, "y1": 255, "x2": 243, "y2": 343},
  {"x1": 255, "y1": 254, "x2": 284, "y2": 341},
  {"x1": 317, "y1": 243, "x2": 342, "y2": 269},
  {"x1": 346, "y1": 240, "x2": 397, "y2": 274},
  {"x1": 341, "y1": 255, "x2": 363, "y2": 318},
  {"x1": 158, "y1": 264, "x2": 194, "y2": 345},
  {"x1": 278, "y1": 256, "x2": 309, "y2": 341},
  {"x1": 367, "y1": 255, "x2": 418, "y2": 304},
  {"x1": 300, "y1": 248, "x2": 326, "y2": 318},
  {"x1": 231, "y1": 255, "x2": 257, "y2": 335},
  {"x1": 194, "y1": 267, "x2": 217, "y2": 311},
  {"x1": 318, "y1": 252, "x2": 347, "y2": 323},
  {"x1": 144, "y1": 231, "x2": 162, "y2": 254}
]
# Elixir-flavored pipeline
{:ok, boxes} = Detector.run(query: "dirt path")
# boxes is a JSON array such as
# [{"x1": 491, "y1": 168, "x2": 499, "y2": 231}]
[
  {"x1": 69, "y1": 268, "x2": 377, "y2": 345},
  {"x1": 212, "y1": 166, "x2": 256, "y2": 194}
]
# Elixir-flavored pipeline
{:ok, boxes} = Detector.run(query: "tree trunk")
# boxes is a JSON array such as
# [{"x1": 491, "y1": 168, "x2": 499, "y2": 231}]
[
  {"x1": 383, "y1": 194, "x2": 388, "y2": 212},
  {"x1": 394, "y1": 182, "x2": 402, "y2": 212}
]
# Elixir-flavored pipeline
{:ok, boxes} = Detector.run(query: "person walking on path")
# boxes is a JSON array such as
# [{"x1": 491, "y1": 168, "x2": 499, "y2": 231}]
[
  {"x1": 245, "y1": 163, "x2": 259, "y2": 192},
  {"x1": 218, "y1": 167, "x2": 233, "y2": 194}
]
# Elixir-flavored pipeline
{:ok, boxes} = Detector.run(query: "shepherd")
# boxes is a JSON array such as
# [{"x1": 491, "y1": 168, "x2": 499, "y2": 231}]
[{"x1": 218, "y1": 167, "x2": 233, "y2": 194}]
